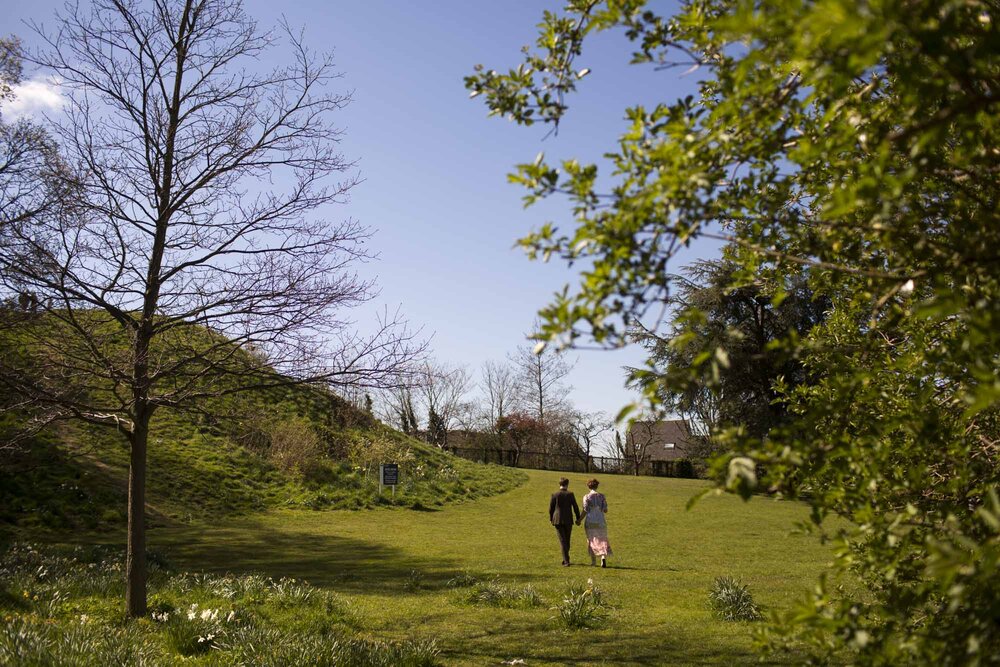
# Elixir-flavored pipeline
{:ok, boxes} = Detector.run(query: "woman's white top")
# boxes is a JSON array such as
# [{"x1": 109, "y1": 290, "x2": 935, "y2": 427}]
[{"x1": 583, "y1": 491, "x2": 608, "y2": 527}]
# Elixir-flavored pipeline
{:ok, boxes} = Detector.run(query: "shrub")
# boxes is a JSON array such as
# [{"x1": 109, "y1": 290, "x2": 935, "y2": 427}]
[
  {"x1": 347, "y1": 434, "x2": 414, "y2": 481},
  {"x1": 554, "y1": 579, "x2": 607, "y2": 629},
  {"x1": 708, "y1": 576, "x2": 763, "y2": 622},
  {"x1": 266, "y1": 418, "x2": 324, "y2": 475}
]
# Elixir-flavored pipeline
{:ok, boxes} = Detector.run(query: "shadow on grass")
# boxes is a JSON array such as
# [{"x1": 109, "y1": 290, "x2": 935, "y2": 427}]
[
  {"x1": 152, "y1": 519, "x2": 473, "y2": 593},
  {"x1": 407, "y1": 503, "x2": 442, "y2": 512},
  {"x1": 445, "y1": 627, "x2": 767, "y2": 666}
]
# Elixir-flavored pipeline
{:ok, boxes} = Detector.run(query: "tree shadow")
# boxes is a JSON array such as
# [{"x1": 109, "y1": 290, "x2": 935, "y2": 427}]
[
  {"x1": 444, "y1": 626, "x2": 774, "y2": 666},
  {"x1": 152, "y1": 519, "x2": 474, "y2": 593}
]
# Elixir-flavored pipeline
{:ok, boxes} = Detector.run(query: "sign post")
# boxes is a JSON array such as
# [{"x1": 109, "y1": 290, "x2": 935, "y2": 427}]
[{"x1": 379, "y1": 463, "x2": 399, "y2": 497}]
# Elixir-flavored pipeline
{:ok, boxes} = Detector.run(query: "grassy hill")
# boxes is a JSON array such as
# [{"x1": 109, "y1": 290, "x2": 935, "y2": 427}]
[{"x1": 0, "y1": 319, "x2": 524, "y2": 536}]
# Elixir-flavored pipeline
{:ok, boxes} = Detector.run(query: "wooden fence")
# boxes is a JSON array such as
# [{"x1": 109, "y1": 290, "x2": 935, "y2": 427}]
[{"x1": 444, "y1": 446, "x2": 697, "y2": 478}]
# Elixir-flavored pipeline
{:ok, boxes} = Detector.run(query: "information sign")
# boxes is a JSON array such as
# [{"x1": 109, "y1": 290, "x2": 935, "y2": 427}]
[{"x1": 380, "y1": 463, "x2": 399, "y2": 486}]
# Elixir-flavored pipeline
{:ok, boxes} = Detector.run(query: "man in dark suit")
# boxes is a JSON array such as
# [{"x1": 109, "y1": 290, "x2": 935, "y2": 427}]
[{"x1": 549, "y1": 477, "x2": 582, "y2": 566}]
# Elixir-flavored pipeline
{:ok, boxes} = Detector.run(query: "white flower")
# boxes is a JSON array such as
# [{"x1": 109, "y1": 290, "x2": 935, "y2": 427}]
[{"x1": 78, "y1": 614, "x2": 89, "y2": 624}]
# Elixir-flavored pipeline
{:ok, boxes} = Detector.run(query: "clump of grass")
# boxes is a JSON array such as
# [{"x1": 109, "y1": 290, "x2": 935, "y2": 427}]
[
  {"x1": 554, "y1": 579, "x2": 608, "y2": 630},
  {"x1": 0, "y1": 616, "x2": 158, "y2": 666},
  {"x1": 463, "y1": 578, "x2": 542, "y2": 609},
  {"x1": 708, "y1": 576, "x2": 763, "y2": 621},
  {"x1": 404, "y1": 569, "x2": 426, "y2": 591},
  {"x1": 154, "y1": 603, "x2": 237, "y2": 656},
  {"x1": 226, "y1": 626, "x2": 440, "y2": 667},
  {"x1": 445, "y1": 571, "x2": 481, "y2": 588}
]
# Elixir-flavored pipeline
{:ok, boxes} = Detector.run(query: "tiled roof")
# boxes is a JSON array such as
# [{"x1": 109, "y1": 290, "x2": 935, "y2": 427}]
[{"x1": 627, "y1": 419, "x2": 697, "y2": 461}]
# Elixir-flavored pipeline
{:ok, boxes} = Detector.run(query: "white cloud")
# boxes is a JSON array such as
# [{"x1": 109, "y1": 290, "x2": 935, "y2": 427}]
[{"x1": 3, "y1": 77, "x2": 65, "y2": 120}]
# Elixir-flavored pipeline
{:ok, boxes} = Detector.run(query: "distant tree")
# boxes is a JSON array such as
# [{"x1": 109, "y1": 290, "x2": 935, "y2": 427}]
[
  {"x1": 510, "y1": 341, "x2": 575, "y2": 452},
  {"x1": 0, "y1": 37, "x2": 68, "y2": 294},
  {"x1": 377, "y1": 383, "x2": 420, "y2": 435},
  {"x1": 628, "y1": 258, "x2": 828, "y2": 441},
  {"x1": 417, "y1": 360, "x2": 471, "y2": 447},
  {"x1": 570, "y1": 410, "x2": 610, "y2": 471},
  {"x1": 496, "y1": 411, "x2": 542, "y2": 467},
  {"x1": 0, "y1": 0, "x2": 419, "y2": 618},
  {"x1": 480, "y1": 359, "x2": 517, "y2": 438},
  {"x1": 426, "y1": 407, "x2": 447, "y2": 447},
  {"x1": 617, "y1": 420, "x2": 657, "y2": 476}
]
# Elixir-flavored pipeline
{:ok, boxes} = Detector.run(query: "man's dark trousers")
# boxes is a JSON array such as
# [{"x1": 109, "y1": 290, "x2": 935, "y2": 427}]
[
  {"x1": 555, "y1": 524, "x2": 573, "y2": 565},
  {"x1": 549, "y1": 487, "x2": 581, "y2": 565}
]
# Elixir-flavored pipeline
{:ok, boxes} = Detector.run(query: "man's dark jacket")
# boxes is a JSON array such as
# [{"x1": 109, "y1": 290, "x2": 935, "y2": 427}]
[{"x1": 549, "y1": 489, "x2": 581, "y2": 526}]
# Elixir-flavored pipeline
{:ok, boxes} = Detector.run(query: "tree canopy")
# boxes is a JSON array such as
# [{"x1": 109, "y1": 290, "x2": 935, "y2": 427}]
[
  {"x1": 628, "y1": 258, "x2": 828, "y2": 441},
  {"x1": 468, "y1": 0, "x2": 1000, "y2": 662}
]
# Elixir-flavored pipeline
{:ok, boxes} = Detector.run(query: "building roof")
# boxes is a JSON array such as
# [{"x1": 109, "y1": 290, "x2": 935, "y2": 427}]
[{"x1": 627, "y1": 419, "x2": 697, "y2": 461}]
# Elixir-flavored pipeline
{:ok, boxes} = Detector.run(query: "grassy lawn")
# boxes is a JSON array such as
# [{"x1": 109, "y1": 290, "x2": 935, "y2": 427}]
[{"x1": 151, "y1": 469, "x2": 836, "y2": 666}]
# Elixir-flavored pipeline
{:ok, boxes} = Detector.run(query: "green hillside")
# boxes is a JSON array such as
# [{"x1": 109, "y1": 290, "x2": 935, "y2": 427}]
[{"x1": 0, "y1": 320, "x2": 524, "y2": 535}]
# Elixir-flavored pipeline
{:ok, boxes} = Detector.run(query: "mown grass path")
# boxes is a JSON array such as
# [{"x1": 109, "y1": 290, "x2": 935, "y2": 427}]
[{"x1": 155, "y1": 469, "x2": 835, "y2": 665}]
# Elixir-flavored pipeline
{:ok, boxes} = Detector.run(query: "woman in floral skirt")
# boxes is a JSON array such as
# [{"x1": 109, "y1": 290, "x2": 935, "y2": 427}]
[{"x1": 579, "y1": 478, "x2": 613, "y2": 567}]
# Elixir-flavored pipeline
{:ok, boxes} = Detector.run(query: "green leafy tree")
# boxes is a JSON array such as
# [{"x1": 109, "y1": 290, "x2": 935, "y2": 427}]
[
  {"x1": 468, "y1": 0, "x2": 1000, "y2": 662},
  {"x1": 628, "y1": 258, "x2": 828, "y2": 441},
  {"x1": 426, "y1": 407, "x2": 447, "y2": 447}
]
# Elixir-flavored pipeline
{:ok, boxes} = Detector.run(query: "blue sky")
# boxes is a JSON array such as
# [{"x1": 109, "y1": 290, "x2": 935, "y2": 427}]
[{"x1": 5, "y1": 0, "x2": 721, "y2": 421}]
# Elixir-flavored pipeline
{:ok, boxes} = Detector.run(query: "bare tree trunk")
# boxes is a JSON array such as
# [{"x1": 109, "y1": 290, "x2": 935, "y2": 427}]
[{"x1": 125, "y1": 417, "x2": 148, "y2": 617}]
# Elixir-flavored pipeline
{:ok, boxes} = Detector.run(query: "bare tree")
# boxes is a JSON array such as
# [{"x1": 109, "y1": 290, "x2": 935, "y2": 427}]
[
  {"x1": 617, "y1": 420, "x2": 658, "y2": 476},
  {"x1": 480, "y1": 359, "x2": 516, "y2": 436},
  {"x1": 570, "y1": 410, "x2": 611, "y2": 472},
  {"x1": 0, "y1": 37, "x2": 68, "y2": 286},
  {"x1": 377, "y1": 381, "x2": 421, "y2": 435},
  {"x1": 510, "y1": 341, "x2": 575, "y2": 452},
  {"x1": 417, "y1": 360, "x2": 471, "y2": 446},
  {"x1": 0, "y1": 0, "x2": 419, "y2": 617}
]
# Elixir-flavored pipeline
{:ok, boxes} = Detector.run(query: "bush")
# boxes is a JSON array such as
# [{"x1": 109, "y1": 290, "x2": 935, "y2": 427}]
[
  {"x1": 708, "y1": 576, "x2": 763, "y2": 622},
  {"x1": 266, "y1": 418, "x2": 324, "y2": 475}
]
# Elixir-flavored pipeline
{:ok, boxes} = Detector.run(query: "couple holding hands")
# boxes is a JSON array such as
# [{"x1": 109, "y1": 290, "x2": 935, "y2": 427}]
[{"x1": 548, "y1": 477, "x2": 613, "y2": 567}]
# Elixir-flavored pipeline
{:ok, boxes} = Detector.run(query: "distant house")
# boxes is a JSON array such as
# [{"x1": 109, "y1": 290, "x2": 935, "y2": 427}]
[{"x1": 626, "y1": 419, "x2": 701, "y2": 476}]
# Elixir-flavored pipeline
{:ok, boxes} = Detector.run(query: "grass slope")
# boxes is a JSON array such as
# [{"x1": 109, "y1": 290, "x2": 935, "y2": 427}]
[
  {"x1": 1, "y1": 387, "x2": 524, "y2": 535},
  {"x1": 1, "y1": 314, "x2": 525, "y2": 535},
  {"x1": 142, "y1": 469, "x2": 842, "y2": 666}
]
